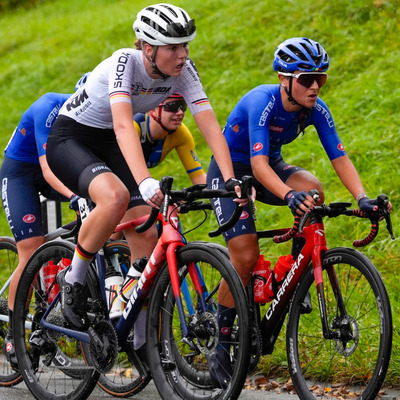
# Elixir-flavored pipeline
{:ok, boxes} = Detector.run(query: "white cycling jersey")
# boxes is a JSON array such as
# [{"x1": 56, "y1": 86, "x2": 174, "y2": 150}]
[{"x1": 59, "y1": 48, "x2": 212, "y2": 129}]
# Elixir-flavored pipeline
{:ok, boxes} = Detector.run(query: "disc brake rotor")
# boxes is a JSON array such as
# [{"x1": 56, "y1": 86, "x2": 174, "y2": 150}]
[{"x1": 334, "y1": 315, "x2": 359, "y2": 356}]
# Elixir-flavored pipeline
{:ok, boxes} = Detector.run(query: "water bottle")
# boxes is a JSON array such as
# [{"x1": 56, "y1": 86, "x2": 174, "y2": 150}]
[
  {"x1": 44, "y1": 258, "x2": 72, "y2": 304},
  {"x1": 252, "y1": 255, "x2": 273, "y2": 303},
  {"x1": 265, "y1": 254, "x2": 294, "y2": 300},
  {"x1": 119, "y1": 257, "x2": 147, "y2": 303},
  {"x1": 105, "y1": 270, "x2": 124, "y2": 319},
  {"x1": 272, "y1": 254, "x2": 293, "y2": 285},
  {"x1": 43, "y1": 261, "x2": 58, "y2": 304}
]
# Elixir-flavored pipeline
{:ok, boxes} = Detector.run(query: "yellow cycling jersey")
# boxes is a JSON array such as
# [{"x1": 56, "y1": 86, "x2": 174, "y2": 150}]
[{"x1": 134, "y1": 113, "x2": 205, "y2": 180}]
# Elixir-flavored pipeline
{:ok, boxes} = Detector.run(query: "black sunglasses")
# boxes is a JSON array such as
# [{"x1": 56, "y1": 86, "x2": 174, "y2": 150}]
[
  {"x1": 166, "y1": 19, "x2": 196, "y2": 37},
  {"x1": 161, "y1": 100, "x2": 187, "y2": 113},
  {"x1": 280, "y1": 72, "x2": 328, "y2": 88}
]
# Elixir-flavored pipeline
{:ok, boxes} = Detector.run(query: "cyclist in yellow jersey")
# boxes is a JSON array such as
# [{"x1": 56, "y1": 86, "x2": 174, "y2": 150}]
[{"x1": 135, "y1": 92, "x2": 206, "y2": 185}]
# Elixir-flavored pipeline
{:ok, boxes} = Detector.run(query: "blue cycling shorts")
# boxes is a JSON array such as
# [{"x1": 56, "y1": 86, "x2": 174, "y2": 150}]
[
  {"x1": 0, "y1": 156, "x2": 66, "y2": 242},
  {"x1": 206, "y1": 157, "x2": 304, "y2": 242}
]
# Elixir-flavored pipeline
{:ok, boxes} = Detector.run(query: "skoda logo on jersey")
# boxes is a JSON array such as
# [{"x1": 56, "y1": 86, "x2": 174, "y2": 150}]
[
  {"x1": 23, "y1": 214, "x2": 36, "y2": 223},
  {"x1": 253, "y1": 142, "x2": 263, "y2": 152}
]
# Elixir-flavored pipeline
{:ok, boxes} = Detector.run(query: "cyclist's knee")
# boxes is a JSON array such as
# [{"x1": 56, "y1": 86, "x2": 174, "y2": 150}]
[
  {"x1": 228, "y1": 235, "x2": 259, "y2": 284},
  {"x1": 94, "y1": 186, "x2": 130, "y2": 214},
  {"x1": 287, "y1": 171, "x2": 325, "y2": 204}
]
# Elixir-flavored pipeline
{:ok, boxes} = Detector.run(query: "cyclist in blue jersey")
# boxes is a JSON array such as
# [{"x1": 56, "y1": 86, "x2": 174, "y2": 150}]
[
  {"x1": 0, "y1": 73, "x2": 90, "y2": 370},
  {"x1": 207, "y1": 37, "x2": 382, "y2": 388}
]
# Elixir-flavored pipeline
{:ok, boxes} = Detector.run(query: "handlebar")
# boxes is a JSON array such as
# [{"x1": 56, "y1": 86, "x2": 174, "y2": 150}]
[
  {"x1": 135, "y1": 175, "x2": 254, "y2": 236},
  {"x1": 272, "y1": 192, "x2": 394, "y2": 247}
]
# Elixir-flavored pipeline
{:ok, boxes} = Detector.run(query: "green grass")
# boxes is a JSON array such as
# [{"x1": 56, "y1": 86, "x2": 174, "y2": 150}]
[{"x1": 1, "y1": 0, "x2": 400, "y2": 386}]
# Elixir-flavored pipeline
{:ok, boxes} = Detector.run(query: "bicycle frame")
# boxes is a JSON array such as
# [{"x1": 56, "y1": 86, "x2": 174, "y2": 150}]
[
  {"x1": 115, "y1": 204, "x2": 197, "y2": 344},
  {"x1": 258, "y1": 219, "x2": 331, "y2": 354},
  {"x1": 40, "y1": 204, "x2": 204, "y2": 349}
]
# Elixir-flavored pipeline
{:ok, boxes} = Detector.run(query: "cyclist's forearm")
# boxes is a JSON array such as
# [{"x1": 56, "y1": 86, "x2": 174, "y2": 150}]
[{"x1": 331, "y1": 155, "x2": 366, "y2": 199}]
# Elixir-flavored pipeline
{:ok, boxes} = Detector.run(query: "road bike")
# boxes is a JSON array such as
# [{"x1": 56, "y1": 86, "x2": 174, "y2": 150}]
[
  {"x1": 12, "y1": 177, "x2": 252, "y2": 400},
  {"x1": 0, "y1": 218, "x2": 80, "y2": 387},
  {"x1": 224, "y1": 191, "x2": 393, "y2": 400},
  {"x1": 0, "y1": 216, "x2": 132, "y2": 389}
]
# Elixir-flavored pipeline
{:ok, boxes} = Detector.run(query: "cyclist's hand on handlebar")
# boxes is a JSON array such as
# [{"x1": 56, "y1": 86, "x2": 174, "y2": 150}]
[
  {"x1": 357, "y1": 195, "x2": 378, "y2": 212},
  {"x1": 69, "y1": 194, "x2": 81, "y2": 212},
  {"x1": 139, "y1": 177, "x2": 163, "y2": 208},
  {"x1": 225, "y1": 177, "x2": 256, "y2": 206},
  {"x1": 284, "y1": 190, "x2": 315, "y2": 215}
]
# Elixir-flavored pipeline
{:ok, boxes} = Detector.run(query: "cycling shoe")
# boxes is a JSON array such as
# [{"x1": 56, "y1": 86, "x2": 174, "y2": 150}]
[
  {"x1": 57, "y1": 268, "x2": 90, "y2": 330},
  {"x1": 208, "y1": 346, "x2": 232, "y2": 389}
]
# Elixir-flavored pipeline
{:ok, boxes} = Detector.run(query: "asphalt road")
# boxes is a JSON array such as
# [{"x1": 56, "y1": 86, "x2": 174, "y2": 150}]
[{"x1": 1, "y1": 380, "x2": 400, "y2": 400}]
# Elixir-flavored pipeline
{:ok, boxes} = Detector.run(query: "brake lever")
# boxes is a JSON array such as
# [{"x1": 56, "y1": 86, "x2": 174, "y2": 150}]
[
  {"x1": 160, "y1": 176, "x2": 173, "y2": 221},
  {"x1": 377, "y1": 194, "x2": 395, "y2": 240},
  {"x1": 241, "y1": 175, "x2": 256, "y2": 221}
]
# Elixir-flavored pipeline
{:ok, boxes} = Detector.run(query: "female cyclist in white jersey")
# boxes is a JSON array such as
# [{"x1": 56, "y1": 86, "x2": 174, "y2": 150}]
[{"x1": 47, "y1": 3, "x2": 244, "y2": 331}]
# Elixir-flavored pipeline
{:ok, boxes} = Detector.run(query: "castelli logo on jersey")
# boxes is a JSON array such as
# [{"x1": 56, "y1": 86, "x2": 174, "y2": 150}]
[
  {"x1": 337, "y1": 143, "x2": 344, "y2": 151},
  {"x1": 239, "y1": 211, "x2": 249, "y2": 220},
  {"x1": 253, "y1": 142, "x2": 263, "y2": 152},
  {"x1": 221, "y1": 327, "x2": 231, "y2": 335},
  {"x1": 43, "y1": 143, "x2": 47, "y2": 150},
  {"x1": 23, "y1": 214, "x2": 36, "y2": 223},
  {"x1": 6, "y1": 342, "x2": 12, "y2": 352}
]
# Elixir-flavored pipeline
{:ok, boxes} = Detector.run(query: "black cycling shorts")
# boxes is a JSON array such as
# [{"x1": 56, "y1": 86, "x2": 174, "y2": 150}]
[
  {"x1": 47, "y1": 116, "x2": 146, "y2": 208},
  {"x1": 206, "y1": 157, "x2": 304, "y2": 242}
]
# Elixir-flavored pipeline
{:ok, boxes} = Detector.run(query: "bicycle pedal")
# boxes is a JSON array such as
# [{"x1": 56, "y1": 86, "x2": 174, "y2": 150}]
[
  {"x1": 29, "y1": 329, "x2": 57, "y2": 354},
  {"x1": 161, "y1": 358, "x2": 176, "y2": 372}
]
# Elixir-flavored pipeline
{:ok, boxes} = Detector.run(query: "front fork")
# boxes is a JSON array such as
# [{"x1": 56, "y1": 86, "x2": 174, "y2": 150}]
[{"x1": 308, "y1": 225, "x2": 347, "y2": 340}]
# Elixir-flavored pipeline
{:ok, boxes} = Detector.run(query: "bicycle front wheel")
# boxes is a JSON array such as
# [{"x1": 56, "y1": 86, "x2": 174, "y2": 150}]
[
  {"x1": 287, "y1": 247, "x2": 392, "y2": 400},
  {"x1": 13, "y1": 240, "x2": 99, "y2": 400},
  {"x1": 0, "y1": 237, "x2": 22, "y2": 387},
  {"x1": 147, "y1": 243, "x2": 250, "y2": 400}
]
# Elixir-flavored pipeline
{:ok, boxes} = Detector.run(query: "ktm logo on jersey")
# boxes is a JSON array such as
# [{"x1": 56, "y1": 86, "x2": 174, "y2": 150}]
[{"x1": 65, "y1": 90, "x2": 89, "y2": 111}]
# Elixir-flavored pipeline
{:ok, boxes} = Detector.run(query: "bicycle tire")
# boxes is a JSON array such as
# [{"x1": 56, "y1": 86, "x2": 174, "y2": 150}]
[
  {"x1": 286, "y1": 247, "x2": 392, "y2": 400},
  {"x1": 147, "y1": 243, "x2": 250, "y2": 400},
  {"x1": 96, "y1": 240, "x2": 152, "y2": 397},
  {"x1": 13, "y1": 240, "x2": 100, "y2": 400},
  {"x1": 0, "y1": 237, "x2": 23, "y2": 387}
]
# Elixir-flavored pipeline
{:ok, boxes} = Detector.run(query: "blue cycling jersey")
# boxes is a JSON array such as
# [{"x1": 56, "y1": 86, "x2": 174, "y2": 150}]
[
  {"x1": 223, "y1": 84, "x2": 345, "y2": 165},
  {"x1": 5, "y1": 93, "x2": 72, "y2": 164}
]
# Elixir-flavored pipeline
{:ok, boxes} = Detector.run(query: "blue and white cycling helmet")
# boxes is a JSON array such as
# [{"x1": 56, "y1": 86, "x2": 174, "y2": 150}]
[
  {"x1": 273, "y1": 37, "x2": 329, "y2": 72},
  {"x1": 133, "y1": 3, "x2": 196, "y2": 46},
  {"x1": 75, "y1": 72, "x2": 91, "y2": 91}
]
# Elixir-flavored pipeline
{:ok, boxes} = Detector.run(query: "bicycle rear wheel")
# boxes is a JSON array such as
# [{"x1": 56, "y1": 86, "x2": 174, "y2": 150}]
[
  {"x1": 96, "y1": 240, "x2": 152, "y2": 397},
  {"x1": 13, "y1": 240, "x2": 100, "y2": 400},
  {"x1": 0, "y1": 237, "x2": 22, "y2": 387},
  {"x1": 147, "y1": 243, "x2": 250, "y2": 400},
  {"x1": 287, "y1": 247, "x2": 392, "y2": 400}
]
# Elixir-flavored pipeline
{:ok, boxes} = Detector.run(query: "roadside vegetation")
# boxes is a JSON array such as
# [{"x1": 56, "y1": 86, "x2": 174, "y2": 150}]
[{"x1": 0, "y1": 0, "x2": 399, "y2": 386}]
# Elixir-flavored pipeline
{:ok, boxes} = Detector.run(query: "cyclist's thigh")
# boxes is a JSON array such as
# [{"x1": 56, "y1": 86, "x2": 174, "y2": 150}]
[
  {"x1": 0, "y1": 157, "x2": 45, "y2": 241},
  {"x1": 256, "y1": 158, "x2": 307, "y2": 205},
  {"x1": 47, "y1": 116, "x2": 115, "y2": 198}
]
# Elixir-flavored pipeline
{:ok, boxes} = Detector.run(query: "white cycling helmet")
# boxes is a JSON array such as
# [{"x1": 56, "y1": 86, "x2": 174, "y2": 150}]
[{"x1": 133, "y1": 3, "x2": 196, "y2": 46}]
